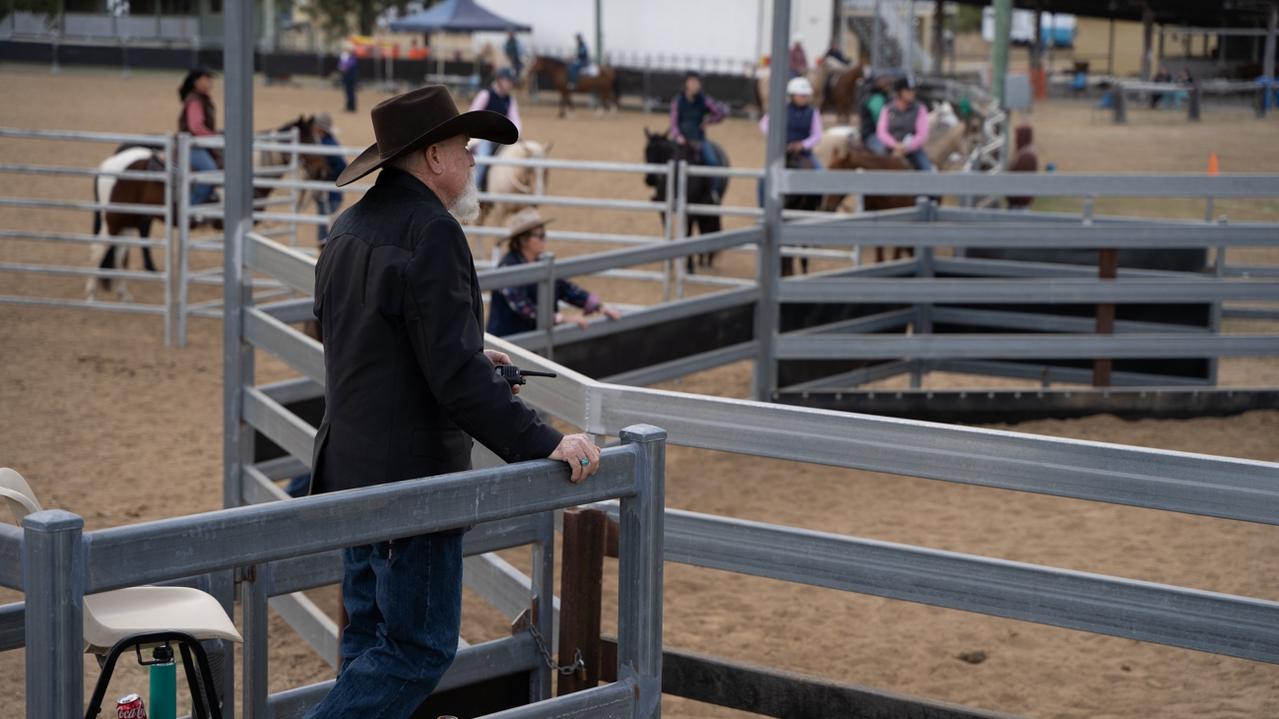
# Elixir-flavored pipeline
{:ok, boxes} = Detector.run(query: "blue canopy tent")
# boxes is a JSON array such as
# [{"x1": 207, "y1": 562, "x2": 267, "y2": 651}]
[{"x1": 388, "y1": 0, "x2": 531, "y2": 33}]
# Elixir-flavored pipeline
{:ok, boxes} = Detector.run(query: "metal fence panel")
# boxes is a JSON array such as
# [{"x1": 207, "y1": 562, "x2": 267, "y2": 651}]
[
  {"x1": 781, "y1": 170, "x2": 1279, "y2": 198},
  {"x1": 82, "y1": 448, "x2": 641, "y2": 593},
  {"x1": 777, "y1": 278, "x2": 1279, "y2": 304},
  {"x1": 0, "y1": 523, "x2": 23, "y2": 590},
  {"x1": 784, "y1": 222, "x2": 1279, "y2": 249},
  {"x1": 653, "y1": 507, "x2": 1279, "y2": 664},
  {"x1": 591, "y1": 384, "x2": 1279, "y2": 525},
  {"x1": 775, "y1": 334, "x2": 1279, "y2": 360}
]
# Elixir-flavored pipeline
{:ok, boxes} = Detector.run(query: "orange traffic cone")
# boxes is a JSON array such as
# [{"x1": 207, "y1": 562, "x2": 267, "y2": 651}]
[{"x1": 1207, "y1": 152, "x2": 1220, "y2": 175}]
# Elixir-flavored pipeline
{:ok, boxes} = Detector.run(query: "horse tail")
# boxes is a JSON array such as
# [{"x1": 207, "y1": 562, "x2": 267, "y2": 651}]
[
  {"x1": 92, "y1": 179, "x2": 102, "y2": 238},
  {"x1": 612, "y1": 68, "x2": 621, "y2": 108}
]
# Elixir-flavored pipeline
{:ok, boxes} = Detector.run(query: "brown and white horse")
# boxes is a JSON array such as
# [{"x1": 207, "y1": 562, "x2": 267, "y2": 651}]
[{"x1": 86, "y1": 116, "x2": 326, "y2": 301}]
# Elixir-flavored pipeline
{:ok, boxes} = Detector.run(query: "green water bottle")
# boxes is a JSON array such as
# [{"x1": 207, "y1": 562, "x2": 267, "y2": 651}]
[{"x1": 148, "y1": 644, "x2": 177, "y2": 719}]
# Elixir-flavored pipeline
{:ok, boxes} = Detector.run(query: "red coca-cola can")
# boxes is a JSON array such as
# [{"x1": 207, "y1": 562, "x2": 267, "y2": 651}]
[{"x1": 116, "y1": 693, "x2": 147, "y2": 719}]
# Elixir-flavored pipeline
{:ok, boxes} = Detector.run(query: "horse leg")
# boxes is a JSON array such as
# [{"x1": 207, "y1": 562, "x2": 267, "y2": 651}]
[
  {"x1": 139, "y1": 221, "x2": 158, "y2": 272},
  {"x1": 875, "y1": 246, "x2": 886, "y2": 264}
]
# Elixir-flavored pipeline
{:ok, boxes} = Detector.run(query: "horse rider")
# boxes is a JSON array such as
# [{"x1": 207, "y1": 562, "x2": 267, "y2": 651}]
[
  {"x1": 859, "y1": 73, "x2": 894, "y2": 148},
  {"x1": 487, "y1": 208, "x2": 622, "y2": 337},
  {"x1": 872, "y1": 77, "x2": 933, "y2": 171},
  {"x1": 669, "y1": 71, "x2": 727, "y2": 172},
  {"x1": 178, "y1": 67, "x2": 219, "y2": 207},
  {"x1": 759, "y1": 77, "x2": 824, "y2": 167},
  {"x1": 757, "y1": 76, "x2": 824, "y2": 205},
  {"x1": 788, "y1": 34, "x2": 808, "y2": 79},
  {"x1": 569, "y1": 33, "x2": 589, "y2": 89},
  {"x1": 313, "y1": 113, "x2": 348, "y2": 246},
  {"x1": 504, "y1": 31, "x2": 523, "y2": 78},
  {"x1": 822, "y1": 44, "x2": 851, "y2": 66},
  {"x1": 468, "y1": 68, "x2": 522, "y2": 191}
]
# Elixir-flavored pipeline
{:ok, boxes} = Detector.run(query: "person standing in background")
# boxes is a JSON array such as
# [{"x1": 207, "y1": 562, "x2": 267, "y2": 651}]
[
  {"x1": 313, "y1": 113, "x2": 348, "y2": 246},
  {"x1": 338, "y1": 47, "x2": 359, "y2": 113},
  {"x1": 788, "y1": 34, "x2": 808, "y2": 78},
  {"x1": 504, "y1": 31, "x2": 523, "y2": 78}
]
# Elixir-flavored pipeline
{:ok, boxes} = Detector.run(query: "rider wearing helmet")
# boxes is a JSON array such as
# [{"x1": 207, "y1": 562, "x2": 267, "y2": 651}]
[
  {"x1": 468, "y1": 67, "x2": 522, "y2": 191},
  {"x1": 756, "y1": 76, "x2": 824, "y2": 206},
  {"x1": 759, "y1": 76, "x2": 824, "y2": 166}
]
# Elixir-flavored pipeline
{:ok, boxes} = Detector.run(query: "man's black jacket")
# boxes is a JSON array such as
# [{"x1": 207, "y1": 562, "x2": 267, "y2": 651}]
[{"x1": 311, "y1": 167, "x2": 562, "y2": 494}]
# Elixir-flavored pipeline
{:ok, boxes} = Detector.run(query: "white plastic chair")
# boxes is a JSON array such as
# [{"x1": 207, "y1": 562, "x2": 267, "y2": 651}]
[{"x1": 1, "y1": 468, "x2": 241, "y2": 719}]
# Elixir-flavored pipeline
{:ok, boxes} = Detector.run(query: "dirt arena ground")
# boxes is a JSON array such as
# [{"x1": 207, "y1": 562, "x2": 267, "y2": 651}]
[{"x1": 1, "y1": 65, "x2": 1277, "y2": 716}]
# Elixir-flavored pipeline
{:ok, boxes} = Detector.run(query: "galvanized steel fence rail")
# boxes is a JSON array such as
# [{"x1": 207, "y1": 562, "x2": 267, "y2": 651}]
[
  {"x1": 219, "y1": 230, "x2": 1279, "y2": 712},
  {"x1": 5, "y1": 426, "x2": 666, "y2": 719},
  {"x1": 0, "y1": 126, "x2": 177, "y2": 343}
]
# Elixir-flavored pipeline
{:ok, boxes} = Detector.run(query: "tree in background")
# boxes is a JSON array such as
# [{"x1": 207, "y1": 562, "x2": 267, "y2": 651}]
[{"x1": 305, "y1": 0, "x2": 433, "y2": 39}]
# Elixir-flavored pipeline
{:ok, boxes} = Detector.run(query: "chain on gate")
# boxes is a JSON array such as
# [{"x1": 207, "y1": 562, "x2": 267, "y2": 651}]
[{"x1": 526, "y1": 619, "x2": 586, "y2": 678}]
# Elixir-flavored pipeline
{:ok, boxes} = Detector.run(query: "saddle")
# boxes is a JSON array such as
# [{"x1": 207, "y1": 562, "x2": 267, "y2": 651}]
[{"x1": 580, "y1": 64, "x2": 600, "y2": 77}]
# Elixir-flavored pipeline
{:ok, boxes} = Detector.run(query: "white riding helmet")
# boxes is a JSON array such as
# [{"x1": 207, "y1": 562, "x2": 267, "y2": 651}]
[{"x1": 786, "y1": 77, "x2": 813, "y2": 97}]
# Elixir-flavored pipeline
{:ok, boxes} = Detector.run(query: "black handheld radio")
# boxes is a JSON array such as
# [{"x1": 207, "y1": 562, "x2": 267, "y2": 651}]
[{"x1": 495, "y1": 365, "x2": 558, "y2": 386}]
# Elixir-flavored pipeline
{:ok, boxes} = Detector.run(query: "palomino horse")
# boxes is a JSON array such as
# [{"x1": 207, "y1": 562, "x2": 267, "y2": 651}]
[
  {"x1": 530, "y1": 56, "x2": 619, "y2": 117},
  {"x1": 643, "y1": 129, "x2": 731, "y2": 273},
  {"x1": 475, "y1": 139, "x2": 552, "y2": 229},
  {"x1": 87, "y1": 116, "x2": 325, "y2": 301}
]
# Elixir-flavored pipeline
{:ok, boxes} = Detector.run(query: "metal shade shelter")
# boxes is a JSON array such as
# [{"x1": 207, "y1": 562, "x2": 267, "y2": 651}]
[{"x1": 387, "y1": 0, "x2": 531, "y2": 34}]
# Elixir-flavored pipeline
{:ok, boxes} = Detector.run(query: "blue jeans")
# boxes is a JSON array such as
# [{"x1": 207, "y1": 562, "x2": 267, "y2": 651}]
[
  {"x1": 304, "y1": 532, "x2": 463, "y2": 718},
  {"x1": 904, "y1": 149, "x2": 933, "y2": 171},
  {"x1": 473, "y1": 140, "x2": 496, "y2": 190},
  {"x1": 189, "y1": 147, "x2": 218, "y2": 206},
  {"x1": 568, "y1": 61, "x2": 583, "y2": 85},
  {"x1": 315, "y1": 192, "x2": 342, "y2": 246}
]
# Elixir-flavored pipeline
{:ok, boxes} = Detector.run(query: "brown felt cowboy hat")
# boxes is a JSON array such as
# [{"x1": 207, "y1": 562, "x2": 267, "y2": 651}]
[{"x1": 336, "y1": 85, "x2": 517, "y2": 187}]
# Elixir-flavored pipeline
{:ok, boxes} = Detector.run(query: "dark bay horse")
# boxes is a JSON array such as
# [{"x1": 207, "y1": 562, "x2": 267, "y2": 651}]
[
  {"x1": 530, "y1": 56, "x2": 620, "y2": 118},
  {"x1": 88, "y1": 116, "x2": 325, "y2": 300},
  {"x1": 643, "y1": 129, "x2": 730, "y2": 273}
]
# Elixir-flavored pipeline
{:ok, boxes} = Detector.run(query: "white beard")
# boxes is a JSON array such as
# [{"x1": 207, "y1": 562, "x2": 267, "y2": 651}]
[{"x1": 448, "y1": 167, "x2": 481, "y2": 223}]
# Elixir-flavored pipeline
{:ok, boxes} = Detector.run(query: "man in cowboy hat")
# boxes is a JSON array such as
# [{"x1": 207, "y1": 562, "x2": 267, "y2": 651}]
[{"x1": 305, "y1": 86, "x2": 602, "y2": 718}]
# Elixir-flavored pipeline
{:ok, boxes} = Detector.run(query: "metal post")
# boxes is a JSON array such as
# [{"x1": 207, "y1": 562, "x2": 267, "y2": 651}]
[
  {"x1": 1113, "y1": 83, "x2": 1128, "y2": 124},
  {"x1": 209, "y1": 568, "x2": 238, "y2": 718},
  {"x1": 537, "y1": 252, "x2": 556, "y2": 361},
  {"x1": 177, "y1": 133, "x2": 192, "y2": 347},
  {"x1": 905, "y1": 0, "x2": 915, "y2": 81},
  {"x1": 594, "y1": 0, "x2": 603, "y2": 66},
  {"x1": 673, "y1": 160, "x2": 688, "y2": 300},
  {"x1": 224, "y1": 0, "x2": 257, "y2": 512},
  {"x1": 1140, "y1": 4, "x2": 1154, "y2": 82},
  {"x1": 162, "y1": 134, "x2": 175, "y2": 346},
  {"x1": 871, "y1": 0, "x2": 882, "y2": 72},
  {"x1": 241, "y1": 564, "x2": 270, "y2": 719},
  {"x1": 1209, "y1": 216, "x2": 1227, "y2": 386},
  {"x1": 933, "y1": 0, "x2": 945, "y2": 76},
  {"x1": 1107, "y1": 18, "x2": 1115, "y2": 76},
  {"x1": 530, "y1": 511, "x2": 556, "y2": 701},
  {"x1": 991, "y1": 0, "x2": 1011, "y2": 107},
  {"x1": 287, "y1": 126, "x2": 301, "y2": 247},
  {"x1": 1264, "y1": 3, "x2": 1278, "y2": 116},
  {"x1": 661, "y1": 160, "x2": 675, "y2": 302},
  {"x1": 23, "y1": 510, "x2": 85, "y2": 719},
  {"x1": 911, "y1": 198, "x2": 935, "y2": 389},
  {"x1": 754, "y1": 0, "x2": 791, "y2": 402},
  {"x1": 617, "y1": 425, "x2": 666, "y2": 719}
]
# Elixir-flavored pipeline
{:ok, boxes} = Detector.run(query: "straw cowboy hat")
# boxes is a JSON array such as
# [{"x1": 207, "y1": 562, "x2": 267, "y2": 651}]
[
  {"x1": 336, "y1": 85, "x2": 517, "y2": 186},
  {"x1": 505, "y1": 208, "x2": 553, "y2": 238}
]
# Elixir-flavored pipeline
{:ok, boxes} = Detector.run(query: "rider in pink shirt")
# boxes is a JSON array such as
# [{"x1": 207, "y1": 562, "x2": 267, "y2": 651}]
[{"x1": 872, "y1": 77, "x2": 933, "y2": 170}]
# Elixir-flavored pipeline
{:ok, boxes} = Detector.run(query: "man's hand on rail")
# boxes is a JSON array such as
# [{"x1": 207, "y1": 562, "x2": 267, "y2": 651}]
[{"x1": 550, "y1": 433, "x2": 601, "y2": 483}]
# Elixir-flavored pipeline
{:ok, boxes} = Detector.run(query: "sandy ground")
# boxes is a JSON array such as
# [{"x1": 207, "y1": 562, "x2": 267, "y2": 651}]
[{"x1": 1, "y1": 65, "x2": 1277, "y2": 716}]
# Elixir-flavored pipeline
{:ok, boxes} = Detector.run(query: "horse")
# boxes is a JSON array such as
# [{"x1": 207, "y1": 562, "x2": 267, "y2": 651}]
[
  {"x1": 780, "y1": 152, "x2": 827, "y2": 277},
  {"x1": 529, "y1": 56, "x2": 620, "y2": 118},
  {"x1": 815, "y1": 62, "x2": 865, "y2": 124},
  {"x1": 475, "y1": 139, "x2": 551, "y2": 229},
  {"x1": 821, "y1": 147, "x2": 917, "y2": 264},
  {"x1": 86, "y1": 116, "x2": 324, "y2": 301},
  {"x1": 643, "y1": 129, "x2": 730, "y2": 273}
]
